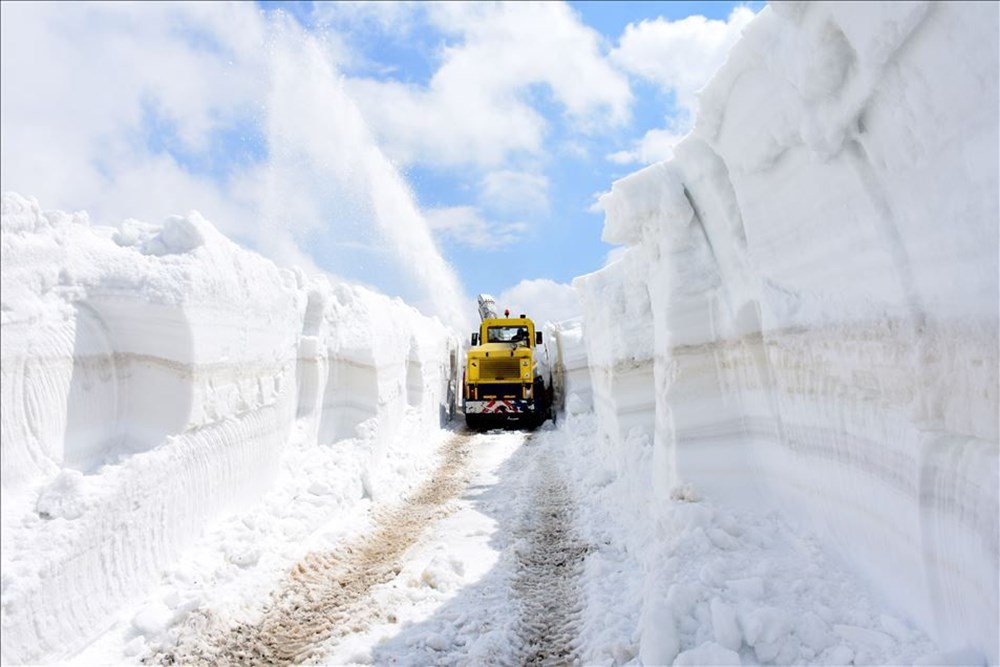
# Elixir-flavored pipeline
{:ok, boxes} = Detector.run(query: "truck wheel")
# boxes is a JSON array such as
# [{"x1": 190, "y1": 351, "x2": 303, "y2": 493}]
[
  {"x1": 465, "y1": 413, "x2": 482, "y2": 431},
  {"x1": 533, "y1": 378, "x2": 547, "y2": 420}
]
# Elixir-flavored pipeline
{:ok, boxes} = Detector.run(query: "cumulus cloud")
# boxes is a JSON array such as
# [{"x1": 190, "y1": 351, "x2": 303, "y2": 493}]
[
  {"x1": 345, "y1": 2, "x2": 632, "y2": 168},
  {"x1": 425, "y1": 206, "x2": 528, "y2": 249},
  {"x1": 0, "y1": 2, "x2": 269, "y2": 235},
  {"x1": 608, "y1": 6, "x2": 757, "y2": 165},
  {"x1": 612, "y1": 7, "x2": 755, "y2": 115},
  {"x1": 479, "y1": 170, "x2": 549, "y2": 216},
  {"x1": 497, "y1": 278, "x2": 581, "y2": 325}
]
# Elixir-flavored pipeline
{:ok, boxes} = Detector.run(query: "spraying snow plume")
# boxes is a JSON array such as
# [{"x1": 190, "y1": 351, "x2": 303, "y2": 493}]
[{"x1": 258, "y1": 16, "x2": 468, "y2": 328}]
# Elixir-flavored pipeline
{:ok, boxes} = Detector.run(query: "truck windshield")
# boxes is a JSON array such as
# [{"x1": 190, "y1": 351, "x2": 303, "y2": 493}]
[{"x1": 487, "y1": 326, "x2": 529, "y2": 345}]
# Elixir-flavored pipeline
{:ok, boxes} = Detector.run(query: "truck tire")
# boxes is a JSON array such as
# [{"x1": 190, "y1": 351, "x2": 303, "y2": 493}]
[
  {"x1": 465, "y1": 413, "x2": 483, "y2": 431},
  {"x1": 529, "y1": 376, "x2": 549, "y2": 430}
]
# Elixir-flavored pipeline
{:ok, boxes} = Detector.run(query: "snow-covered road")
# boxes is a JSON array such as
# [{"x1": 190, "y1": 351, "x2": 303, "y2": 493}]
[
  {"x1": 56, "y1": 413, "x2": 952, "y2": 667},
  {"x1": 508, "y1": 443, "x2": 587, "y2": 666},
  {"x1": 145, "y1": 426, "x2": 588, "y2": 666}
]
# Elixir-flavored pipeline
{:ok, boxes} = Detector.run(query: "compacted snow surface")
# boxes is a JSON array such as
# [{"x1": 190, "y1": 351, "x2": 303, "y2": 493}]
[
  {"x1": 2, "y1": 1, "x2": 998, "y2": 665},
  {"x1": 68, "y1": 423, "x2": 943, "y2": 666}
]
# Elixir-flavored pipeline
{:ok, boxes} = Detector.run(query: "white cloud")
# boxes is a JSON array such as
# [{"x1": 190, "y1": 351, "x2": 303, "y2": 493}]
[
  {"x1": 0, "y1": 2, "x2": 269, "y2": 233},
  {"x1": 608, "y1": 6, "x2": 757, "y2": 166},
  {"x1": 612, "y1": 7, "x2": 756, "y2": 117},
  {"x1": 497, "y1": 278, "x2": 581, "y2": 325},
  {"x1": 424, "y1": 206, "x2": 527, "y2": 249},
  {"x1": 348, "y1": 77, "x2": 545, "y2": 167},
  {"x1": 559, "y1": 140, "x2": 591, "y2": 160},
  {"x1": 345, "y1": 2, "x2": 632, "y2": 168},
  {"x1": 479, "y1": 170, "x2": 549, "y2": 216}
]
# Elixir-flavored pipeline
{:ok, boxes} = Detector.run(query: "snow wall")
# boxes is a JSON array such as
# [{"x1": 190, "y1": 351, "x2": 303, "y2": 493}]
[
  {"x1": 575, "y1": 1, "x2": 998, "y2": 661},
  {"x1": 0, "y1": 193, "x2": 457, "y2": 664},
  {"x1": 548, "y1": 318, "x2": 593, "y2": 417}
]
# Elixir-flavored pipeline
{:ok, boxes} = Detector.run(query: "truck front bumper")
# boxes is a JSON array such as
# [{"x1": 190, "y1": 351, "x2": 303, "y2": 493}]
[{"x1": 464, "y1": 399, "x2": 534, "y2": 415}]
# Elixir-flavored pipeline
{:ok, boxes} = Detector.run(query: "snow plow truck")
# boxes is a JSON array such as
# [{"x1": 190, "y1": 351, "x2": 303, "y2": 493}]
[{"x1": 463, "y1": 294, "x2": 553, "y2": 430}]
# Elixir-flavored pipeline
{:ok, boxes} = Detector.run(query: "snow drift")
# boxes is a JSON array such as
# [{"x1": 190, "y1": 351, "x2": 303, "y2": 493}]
[
  {"x1": 576, "y1": 1, "x2": 998, "y2": 661},
  {"x1": 0, "y1": 193, "x2": 456, "y2": 664}
]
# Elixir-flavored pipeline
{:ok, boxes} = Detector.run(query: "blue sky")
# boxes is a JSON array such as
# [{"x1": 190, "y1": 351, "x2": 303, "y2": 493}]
[
  {"x1": 282, "y1": 1, "x2": 764, "y2": 303},
  {"x1": 1, "y1": 1, "x2": 763, "y2": 325}
]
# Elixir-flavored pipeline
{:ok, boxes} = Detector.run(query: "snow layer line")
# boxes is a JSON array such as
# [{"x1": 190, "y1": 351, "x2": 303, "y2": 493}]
[{"x1": 576, "y1": 1, "x2": 998, "y2": 661}]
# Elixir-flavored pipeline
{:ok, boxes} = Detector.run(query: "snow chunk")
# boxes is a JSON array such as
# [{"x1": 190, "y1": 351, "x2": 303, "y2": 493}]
[
  {"x1": 35, "y1": 470, "x2": 88, "y2": 520},
  {"x1": 113, "y1": 218, "x2": 159, "y2": 248},
  {"x1": 740, "y1": 605, "x2": 791, "y2": 648},
  {"x1": 670, "y1": 484, "x2": 703, "y2": 503},
  {"x1": 424, "y1": 633, "x2": 452, "y2": 652},
  {"x1": 638, "y1": 614, "x2": 679, "y2": 667},
  {"x1": 726, "y1": 576, "x2": 764, "y2": 601},
  {"x1": 710, "y1": 598, "x2": 742, "y2": 651},
  {"x1": 833, "y1": 623, "x2": 894, "y2": 651},
  {"x1": 131, "y1": 601, "x2": 175, "y2": 639},
  {"x1": 419, "y1": 556, "x2": 463, "y2": 592},
  {"x1": 1, "y1": 193, "x2": 47, "y2": 234},
  {"x1": 223, "y1": 542, "x2": 261, "y2": 568},
  {"x1": 796, "y1": 611, "x2": 836, "y2": 654},
  {"x1": 142, "y1": 213, "x2": 213, "y2": 256},
  {"x1": 674, "y1": 641, "x2": 742, "y2": 666},
  {"x1": 600, "y1": 162, "x2": 693, "y2": 246}
]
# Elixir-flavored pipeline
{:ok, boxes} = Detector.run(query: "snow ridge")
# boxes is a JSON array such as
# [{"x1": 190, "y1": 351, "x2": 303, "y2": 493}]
[
  {"x1": 576, "y1": 1, "x2": 998, "y2": 661},
  {"x1": 560, "y1": 412, "x2": 941, "y2": 665},
  {"x1": 0, "y1": 193, "x2": 457, "y2": 664}
]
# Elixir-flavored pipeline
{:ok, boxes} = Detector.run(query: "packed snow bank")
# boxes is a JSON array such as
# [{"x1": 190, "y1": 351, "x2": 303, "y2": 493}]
[
  {"x1": 0, "y1": 193, "x2": 457, "y2": 664},
  {"x1": 576, "y1": 1, "x2": 998, "y2": 661},
  {"x1": 560, "y1": 411, "x2": 941, "y2": 666},
  {"x1": 548, "y1": 318, "x2": 593, "y2": 416}
]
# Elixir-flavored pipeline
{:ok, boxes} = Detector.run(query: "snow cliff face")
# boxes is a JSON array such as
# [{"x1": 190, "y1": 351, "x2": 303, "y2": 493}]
[
  {"x1": 548, "y1": 318, "x2": 593, "y2": 416},
  {"x1": 576, "y1": 1, "x2": 998, "y2": 660},
  {"x1": 0, "y1": 194, "x2": 456, "y2": 663}
]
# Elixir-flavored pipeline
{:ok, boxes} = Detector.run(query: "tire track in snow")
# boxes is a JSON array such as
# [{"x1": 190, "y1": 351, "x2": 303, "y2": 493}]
[
  {"x1": 511, "y1": 439, "x2": 587, "y2": 666},
  {"x1": 158, "y1": 430, "x2": 473, "y2": 666}
]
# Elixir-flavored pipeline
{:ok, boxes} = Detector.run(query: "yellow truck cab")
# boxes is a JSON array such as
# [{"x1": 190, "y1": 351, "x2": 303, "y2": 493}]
[{"x1": 463, "y1": 295, "x2": 552, "y2": 429}]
